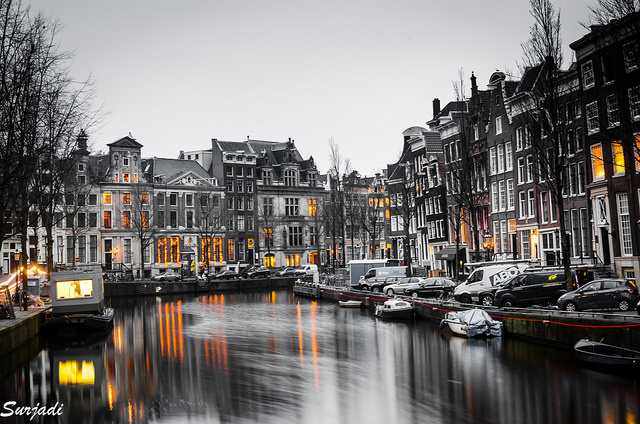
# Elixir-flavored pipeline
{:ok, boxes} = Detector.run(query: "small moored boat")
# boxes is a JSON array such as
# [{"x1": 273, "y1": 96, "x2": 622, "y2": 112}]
[
  {"x1": 574, "y1": 339, "x2": 640, "y2": 368},
  {"x1": 441, "y1": 308, "x2": 502, "y2": 337},
  {"x1": 338, "y1": 300, "x2": 363, "y2": 308},
  {"x1": 374, "y1": 298, "x2": 414, "y2": 320},
  {"x1": 43, "y1": 268, "x2": 114, "y2": 338}
]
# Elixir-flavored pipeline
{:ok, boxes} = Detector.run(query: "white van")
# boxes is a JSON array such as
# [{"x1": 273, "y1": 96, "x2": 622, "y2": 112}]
[
  {"x1": 453, "y1": 263, "x2": 530, "y2": 303},
  {"x1": 299, "y1": 264, "x2": 318, "y2": 275},
  {"x1": 359, "y1": 266, "x2": 408, "y2": 291}
]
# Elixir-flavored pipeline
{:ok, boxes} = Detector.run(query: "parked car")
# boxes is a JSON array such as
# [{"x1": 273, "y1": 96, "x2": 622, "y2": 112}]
[
  {"x1": 365, "y1": 276, "x2": 404, "y2": 293},
  {"x1": 404, "y1": 278, "x2": 457, "y2": 299},
  {"x1": 213, "y1": 270, "x2": 239, "y2": 280},
  {"x1": 152, "y1": 270, "x2": 182, "y2": 282},
  {"x1": 276, "y1": 267, "x2": 298, "y2": 277},
  {"x1": 299, "y1": 264, "x2": 319, "y2": 275},
  {"x1": 494, "y1": 270, "x2": 575, "y2": 308},
  {"x1": 384, "y1": 277, "x2": 425, "y2": 295},
  {"x1": 557, "y1": 279, "x2": 639, "y2": 312},
  {"x1": 453, "y1": 263, "x2": 530, "y2": 304},
  {"x1": 245, "y1": 267, "x2": 272, "y2": 279}
]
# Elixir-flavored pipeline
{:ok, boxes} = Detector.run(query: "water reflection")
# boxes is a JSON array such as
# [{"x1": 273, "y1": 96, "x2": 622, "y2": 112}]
[{"x1": 0, "y1": 289, "x2": 638, "y2": 424}]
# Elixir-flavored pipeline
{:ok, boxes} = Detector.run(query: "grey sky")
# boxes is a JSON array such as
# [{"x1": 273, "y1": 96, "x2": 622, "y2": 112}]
[{"x1": 27, "y1": 0, "x2": 590, "y2": 175}]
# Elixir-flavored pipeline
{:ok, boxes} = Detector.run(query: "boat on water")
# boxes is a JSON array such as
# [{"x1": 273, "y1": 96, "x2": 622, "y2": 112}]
[
  {"x1": 43, "y1": 269, "x2": 114, "y2": 338},
  {"x1": 338, "y1": 300, "x2": 363, "y2": 308},
  {"x1": 574, "y1": 339, "x2": 640, "y2": 368},
  {"x1": 374, "y1": 298, "x2": 414, "y2": 320},
  {"x1": 441, "y1": 309, "x2": 503, "y2": 337}
]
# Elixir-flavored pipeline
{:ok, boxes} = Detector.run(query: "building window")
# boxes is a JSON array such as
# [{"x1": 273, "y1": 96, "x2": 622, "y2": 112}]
[
  {"x1": 246, "y1": 182, "x2": 253, "y2": 193},
  {"x1": 122, "y1": 192, "x2": 131, "y2": 205},
  {"x1": 500, "y1": 220, "x2": 508, "y2": 254},
  {"x1": 517, "y1": 157, "x2": 525, "y2": 184},
  {"x1": 124, "y1": 239, "x2": 131, "y2": 264},
  {"x1": 89, "y1": 212, "x2": 97, "y2": 228},
  {"x1": 156, "y1": 210, "x2": 165, "y2": 228},
  {"x1": 103, "y1": 211, "x2": 112, "y2": 229},
  {"x1": 236, "y1": 181, "x2": 244, "y2": 193},
  {"x1": 497, "y1": 144, "x2": 505, "y2": 174},
  {"x1": 526, "y1": 155, "x2": 534, "y2": 183},
  {"x1": 489, "y1": 147, "x2": 497, "y2": 175},
  {"x1": 491, "y1": 182, "x2": 498, "y2": 212},
  {"x1": 495, "y1": 116, "x2": 502, "y2": 135},
  {"x1": 308, "y1": 198, "x2": 317, "y2": 217},
  {"x1": 516, "y1": 127, "x2": 523, "y2": 151},
  {"x1": 123, "y1": 173, "x2": 130, "y2": 183},
  {"x1": 520, "y1": 230, "x2": 530, "y2": 259},
  {"x1": 582, "y1": 60, "x2": 595, "y2": 89},
  {"x1": 617, "y1": 193, "x2": 633, "y2": 256},
  {"x1": 103, "y1": 192, "x2": 112, "y2": 205},
  {"x1": 227, "y1": 239, "x2": 235, "y2": 262},
  {"x1": 519, "y1": 191, "x2": 527, "y2": 218},
  {"x1": 122, "y1": 210, "x2": 131, "y2": 228},
  {"x1": 591, "y1": 144, "x2": 605, "y2": 180},
  {"x1": 284, "y1": 169, "x2": 298, "y2": 186},
  {"x1": 527, "y1": 189, "x2": 535, "y2": 218},
  {"x1": 629, "y1": 86, "x2": 640, "y2": 121},
  {"x1": 88, "y1": 194, "x2": 97, "y2": 206},
  {"x1": 263, "y1": 197, "x2": 274, "y2": 216},
  {"x1": 186, "y1": 210, "x2": 194, "y2": 228},
  {"x1": 498, "y1": 180, "x2": 506, "y2": 211},
  {"x1": 540, "y1": 192, "x2": 549, "y2": 223},
  {"x1": 169, "y1": 211, "x2": 177, "y2": 228},
  {"x1": 612, "y1": 142, "x2": 625, "y2": 175},
  {"x1": 186, "y1": 194, "x2": 193, "y2": 207},
  {"x1": 285, "y1": 198, "x2": 300, "y2": 216},
  {"x1": 288, "y1": 226, "x2": 303, "y2": 247},
  {"x1": 507, "y1": 179, "x2": 514, "y2": 210},
  {"x1": 90, "y1": 235, "x2": 97, "y2": 263},
  {"x1": 586, "y1": 101, "x2": 599, "y2": 133},
  {"x1": 170, "y1": 193, "x2": 178, "y2": 206},
  {"x1": 66, "y1": 236, "x2": 74, "y2": 264},
  {"x1": 237, "y1": 215, "x2": 245, "y2": 231},
  {"x1": 474, "y1": 124, "x2": 479, "y2": 140},
  {"x1": 262, "y1": 169, "x2": 273, "y2": 185},
  {"x1": 157, "y1": 193, "x2": 165, "y2": 206},
  {"x1": 225, "y1": 166, "x2": 233, "y2": 177},
  {"x1": 624, "y1": 41, "x2": 639, "y2": 73},
  {"x1": 286, "y1": 254, "x2": 301, "y2": 267},
  {"x1": 606, "y1": 94, "x2": 620, "y2": 127},
  {"x1": 505, "y1": 142, "x2": 512, "y2": 171}
]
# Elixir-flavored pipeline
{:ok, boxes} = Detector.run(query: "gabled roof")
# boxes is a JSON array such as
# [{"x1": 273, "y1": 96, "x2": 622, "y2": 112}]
[
  {"x1": 108, "y1": 135, "x2": 143, "y2": 149},
  {"x1": 150, "y1": 158, "x2": 212, "y2": 184}
]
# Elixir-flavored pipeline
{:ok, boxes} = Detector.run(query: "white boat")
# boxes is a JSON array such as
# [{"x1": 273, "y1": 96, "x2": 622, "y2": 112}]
[
  {"x1": 374, "y1": 298, "x2": 414, "y2": 320},
  {"x1": 338, "y1": 300, "x2": 363, "y2": 308},
  {"x1": 441, "y1": 308, "x2": 502, "y2": 337}
]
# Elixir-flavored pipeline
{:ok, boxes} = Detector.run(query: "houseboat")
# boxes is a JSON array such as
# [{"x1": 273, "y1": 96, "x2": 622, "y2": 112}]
[{"x1": 43, "y1": 268, "x2": 114, "y2": 337}]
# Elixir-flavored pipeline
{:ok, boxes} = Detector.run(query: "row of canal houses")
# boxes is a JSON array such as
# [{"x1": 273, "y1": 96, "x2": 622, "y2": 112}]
[
  {"x1": 0, "y1": 132, "x2": 329, "y2": 277},
  {"x1": 387, "y1": 13, "x2": 640, "y2": 280}
]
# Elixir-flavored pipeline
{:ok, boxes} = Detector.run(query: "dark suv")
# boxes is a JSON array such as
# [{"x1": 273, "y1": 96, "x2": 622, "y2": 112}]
[
  {"x1": 557, "y1": 279, "x2": 639, "y2": 312},
  {"x1": 494, "y1": 271, "x2": 574, "y2": 308}
]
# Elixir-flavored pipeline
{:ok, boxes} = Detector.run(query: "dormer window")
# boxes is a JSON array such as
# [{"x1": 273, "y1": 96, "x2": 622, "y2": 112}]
[
  {"x1": 123, "y1": 157, "x2": 129, "y2": 166},
  {"x1": 284, "y1": 169, "x2": 298, "y2": 187},
  {"x1": 78, "y1": 163, "x2": 85, "y2": 172},
  {"x1": 309, "y1": 172, "x2": 317, "y2": 187},
  {"x1": 226, "y1": 155, "x2": 234, "y2": 161}
]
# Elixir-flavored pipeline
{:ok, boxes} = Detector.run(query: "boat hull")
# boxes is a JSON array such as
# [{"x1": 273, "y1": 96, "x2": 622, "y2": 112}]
[
  {"x1": 44, "y1": 308, "x2": 115, "y2": 338},
  {"x1": 339, "y1": 301, "x2": 363, "y2": 308},
  {"x1": 574, "y1": 339, "x2": 640, "y2": 368},
  {"x1": 375, "y1": 307, "x2": 414, "y2": 320}
]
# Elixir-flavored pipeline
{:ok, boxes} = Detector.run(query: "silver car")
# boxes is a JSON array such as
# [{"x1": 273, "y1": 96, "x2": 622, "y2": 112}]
[{"x1": 385, "y1": 277, "x2": 428, "y2": 295}]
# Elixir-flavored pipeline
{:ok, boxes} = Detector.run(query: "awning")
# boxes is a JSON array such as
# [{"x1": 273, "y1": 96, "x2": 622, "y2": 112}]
[{"x1": 434, "y1": 246, "x2": 463, "y2": 261}]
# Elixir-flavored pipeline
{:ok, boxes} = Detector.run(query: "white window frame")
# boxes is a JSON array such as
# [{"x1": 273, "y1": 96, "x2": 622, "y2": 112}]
[
  {"x1": 586, "y1": 101, "x2": 599, "y2": 134},
  {"x1": 495, "y1": 116, "x2": 502, "y2": 135},
  {"x1": 582, "y1": 60, "x2": 595, "y2": 89}
]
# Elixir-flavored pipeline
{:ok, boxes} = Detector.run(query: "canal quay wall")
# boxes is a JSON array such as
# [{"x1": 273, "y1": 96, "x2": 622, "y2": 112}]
[
  {"x1": 302, "y1": 285, "x2": 640, "y2": 350},
  {"x1": 0, "y1": 308, "x2": 47, "y2": 366},
  {"x1": 105, "y1": 276, "x2": 302, "y2": 298}
]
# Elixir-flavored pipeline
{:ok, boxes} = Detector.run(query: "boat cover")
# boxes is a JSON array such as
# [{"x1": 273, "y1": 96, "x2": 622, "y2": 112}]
[{"x1": 453, "y1": 308, "x2": 502, "y2": 337}]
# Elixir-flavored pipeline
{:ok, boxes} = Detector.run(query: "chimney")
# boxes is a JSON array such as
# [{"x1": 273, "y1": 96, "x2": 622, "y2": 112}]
[
  {"x1": 432, "y1": 98, "x2": 441, "y2": 118},
  {"x1": 471, "y1": 72, "x2": 478, "y2": 97},
  {"x1": 76, "y1": 129, "x2": 88, "y2": 153}
]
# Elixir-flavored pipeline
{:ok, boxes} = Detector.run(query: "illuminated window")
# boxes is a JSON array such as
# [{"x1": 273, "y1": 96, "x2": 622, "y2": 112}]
[
  {"x1": 123, "y1": 173, "x2": 130, "y2": 183},
  {"x1": 58, "y1": 360, "x2": 95, "y2": 386},
  {"x1": 121, "y1": 211, "x2": 131, "y2": 228},
  {"x1": 227, "y1": 239, "x2": 235, "y2": 261},
  {"x1": 141, "y1": 192, "x2": 149, "y2": 204},
  {"x1": 103, "y1": 192, "x2": 112, "y2": 205},
  {"x1": 309, "y1": 252, "x2": 318, "y2": 265},
  {"x1": 286, "y1": 254, "x2": 301, "y2": 267},
  {"x1": 157, "y1": 237, "x2": 168, "y2": 263},
  {"x1": 56, "y1": 279, "x2": 93, "y2": 300},
  {"x1": 308, "y1": 198, "x2": 317, "y2": 217},
  {"x1": 635, "y1": 134, "x2": 640, "y2": 172},
  {"x1": 263, "y1": 253, "x2": 275, "y2": 268},
  {"x1": 103, "y1": 211, "x2": 112, "y2": 229},
  {"x1": 122, "y1": 192, "x2": 131, "y2": 205},
  {"x1": 591, "y1": 144, "x2": 605, "y2": 179},
  {"x1": 170, "y1": 237, "x2": 180, "y2": 262},
  {"x1": 612, "y1": 142, "x2": 625, "y2": 175}
]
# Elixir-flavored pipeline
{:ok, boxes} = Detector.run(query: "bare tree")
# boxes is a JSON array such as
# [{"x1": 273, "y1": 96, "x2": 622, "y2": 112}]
[
  {"x1": 360, "y1": 193, "x2": 383, "y2": 259},
  {"x1": 585, "y1": 0, "x2": 639, "y2": 26},
  {"x1": 130, "y1": 182, "x2": 153, "y2": 278},
  {"x1": 198, "y1": 193, "x2": 224, "y2": 275},
  {"x1": 257, "y1": 195, "x2": 278, "y2": 268},
  {"x1": 327, "y1": 138, "x2": 350, "y2": 268},
  {"x1": 518, "y1": 0, "x2": 573, "y2": 283}
]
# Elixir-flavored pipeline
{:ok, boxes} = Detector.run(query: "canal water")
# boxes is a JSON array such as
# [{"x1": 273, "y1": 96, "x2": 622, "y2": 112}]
[{"x1": 1, "y1": 289, "x2": 639, "y2": 424}]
